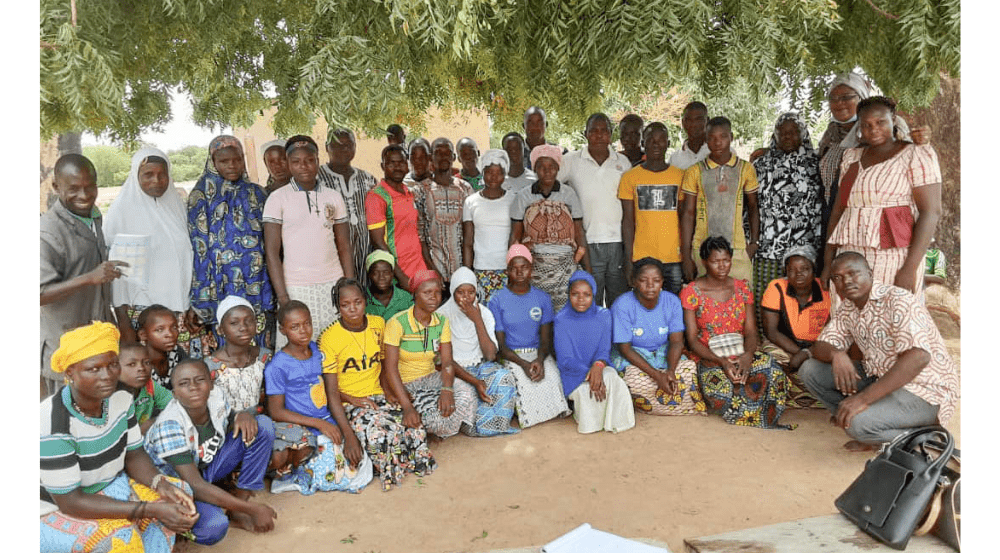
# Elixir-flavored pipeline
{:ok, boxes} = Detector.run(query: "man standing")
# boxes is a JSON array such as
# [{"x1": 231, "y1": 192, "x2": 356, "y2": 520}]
[
  {"x1": 669, "y1": 101, "x2": 710, "y2": 170},
  {"x1": 41, "y1": 154, "x2": 126, "y2": 396},
  {"x1": 618, "y1": 122, "x2": 686, "y2": 293},
  {"x1": 366, "y1": 145, "x2": 430, "y2": 292},
  {"x1": 386, "y1": 124, "x2": 406, "y2": 146},
  {"x1": 617, "y1": 114, "x2": 645, "y2": 167},
  {"x1": 559, "y1": 113, "x2": 631, "y2": 307},
  {"x1": 501, "y1": 132, "x2": 537, "y2": 192},
  {"x1": 680, "y1": 116, "x2": 760, "y2": 283},
  {"x1": 414, "y1": 138, "x2": 474, "y2": 284},
  {"x1": 799, "y1": 252, "x2": 959, "y2": 451},
  {"x1": 318, "y1": 128, "x2": 377, "y2": 289}
]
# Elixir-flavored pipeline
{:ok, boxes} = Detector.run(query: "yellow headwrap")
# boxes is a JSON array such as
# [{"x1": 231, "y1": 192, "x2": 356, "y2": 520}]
[{"x1": 50, "y1": 321, "x2": 121, "y2": 374}]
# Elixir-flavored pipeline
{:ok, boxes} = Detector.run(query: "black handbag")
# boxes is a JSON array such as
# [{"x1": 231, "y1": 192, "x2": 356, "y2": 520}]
[{"x1": 834, "y1": 426, "x2": 955, "y2": 550}]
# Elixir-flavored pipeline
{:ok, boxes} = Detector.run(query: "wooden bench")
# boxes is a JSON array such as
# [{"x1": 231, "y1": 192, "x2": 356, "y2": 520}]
[{"x1": 684, "y1": 514, "x2": 954, "y2": 553}]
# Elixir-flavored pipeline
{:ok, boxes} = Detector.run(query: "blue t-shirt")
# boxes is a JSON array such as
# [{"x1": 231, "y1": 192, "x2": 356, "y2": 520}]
[
  {"x1": 264, "y1": 341, "x2": 334, "y2": 434},
  {"x1": 611, "y1": 290, "x2": 684, "y2": 351},
  {"x1": 488, "y1": 286, "x2": 554, "y2": 350}
]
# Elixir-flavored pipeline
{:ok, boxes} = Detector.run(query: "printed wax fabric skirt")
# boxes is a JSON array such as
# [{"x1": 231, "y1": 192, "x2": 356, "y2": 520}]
[
  {"x1": 128, "y1": 306, "x2": 218, "y2": 359},
  {"x1": 276, "y1": 281, "x2": 340, "y2": 348},
  {"x1": 566, "y1": 366, "x2": 636, "y2": 434},
  {"x1": 457, "y1": 361, "x2": 520, "y2": 437},
  {"x1": 531, "y1": 250, "x2": 579, "y2": 311},
  {"x1": 404, "y1": 370, "x2": 477, "y2": 437},
  {"x1": 344, "y1": 394, "x2": 437, "y2": 491},
  {"x1": 696, "y1": 350, "x2": 792, "y2": 429},
  {"x1": 40, "y1": 472, "x2": 188, "y2": 553},
  {"x1": 475, "y1": 269, "x2": 507, "y2": 305},
  {"x1": 760, "y1": 341, "x2": 824, "y2": 409},
  {"x1": 611, "y1": 345, "x2": 707, "y2": 416},
  {"x1": 298, "y1": 434, "x2": 374, "y2": 495},
  {"x1": 505, "y1": 350, "x2": 570, "y2": 428}
]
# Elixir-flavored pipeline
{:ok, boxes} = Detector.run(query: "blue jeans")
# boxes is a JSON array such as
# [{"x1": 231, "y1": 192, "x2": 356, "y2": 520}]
[
  {"x1": 799, "y1": 359, "x2": 940, "y2": 444},
  {"x1": 190, "y1": 415, "x2": 275, "y2": 545}
]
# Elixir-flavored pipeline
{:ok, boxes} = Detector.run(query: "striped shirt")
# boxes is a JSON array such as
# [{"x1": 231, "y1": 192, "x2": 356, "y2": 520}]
[
  {"x1": 40, "y1": 387, "x2": 142, "y2": 497},
  {"x1": 317, "y1": 165, "x2": 377, "y2": 289},
  {"x1": 383, "y1": 308, "x2": 451, "y2": 384},
  {"x1": 828, "y1": 144, "x2": 940, "y2": 249}
]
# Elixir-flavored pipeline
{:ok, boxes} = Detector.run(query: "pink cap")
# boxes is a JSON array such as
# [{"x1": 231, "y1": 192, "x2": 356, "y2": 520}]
[{"x1": 506, "y1": 243, "x2": 533, "y2": 264}]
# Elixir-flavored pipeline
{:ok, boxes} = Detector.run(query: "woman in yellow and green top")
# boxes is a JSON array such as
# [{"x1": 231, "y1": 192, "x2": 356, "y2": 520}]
[
  {"x1": 381, "y1": 270, "x2": 478, "y2": 437},
  {"x1": 318, "y1": 278, "x2": 437, "y2": 491}
]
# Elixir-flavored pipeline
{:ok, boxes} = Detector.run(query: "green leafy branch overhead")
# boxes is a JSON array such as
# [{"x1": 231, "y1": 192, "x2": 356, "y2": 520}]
[{"x1": 40, "y1": 0, "x2": 959, "y2": 143}]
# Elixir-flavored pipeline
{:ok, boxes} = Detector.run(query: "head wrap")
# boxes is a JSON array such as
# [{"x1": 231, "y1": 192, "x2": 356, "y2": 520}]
[
  {"x1": 365, "y1": 250, "x2": 396, "y2": 272},
  {"x1": 209, "y1": 135, "x2": 244, "y2": 158},
  {"x1": 51, "y1": 321, "x2": 120, "y2": 374},
  {"x1": 479, "y1": 149, "x2": 510, "y2": 176},
  {"x1": 437, "y1": 267, "x2": 495, "y2": 367},
  {"x1": 285, "y1": 136, "x2": 319, "y2": 155},
  {"x1": 102, "y1": 147, "x2": 193, "y2": 312},
  {"x1": 410, "y1": 269, "x2": 441, "y2": 291},
  {"x1": 216, "y1": 295, "x2": 255, "y2": 325},
  {"x1": 828, "y1": 72, "x2": 871, "y2": 107},
  {"x1": 783, "y1": 245, "x2": 818, "y2": 270},
  {"x1": 553, "y1": 270, "x2": 611, "y2": 397},
  {"x1": 260, "y1": 139, "x2": 286, "y2": 159},
  {"x1": 204, "y1": 134, "x2": 248, "y2": 180},
  {"x1": 769, "y1": 112, "x2": 814, "y2": 153},
  {"x1": 529, "y1": 144, "x2": 562, "y2": 170},
  {"x1": 506, "y1": 244, "x2": 533, "y2": 264}
]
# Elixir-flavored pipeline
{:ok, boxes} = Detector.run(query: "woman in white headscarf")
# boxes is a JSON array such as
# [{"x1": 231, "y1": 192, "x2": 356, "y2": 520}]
[
  {"x1": 461, "y1": 148, "x2": 517, "y2": 303},
  {"x1": 815, "y1": 72, "x2": 926, "y2": 272},
  {"x1": 103, "y1": 148, "x2": 212, "y2": 356},
  {"x1": 437, "y1": 267, "x2": 520, "y2": 436}
]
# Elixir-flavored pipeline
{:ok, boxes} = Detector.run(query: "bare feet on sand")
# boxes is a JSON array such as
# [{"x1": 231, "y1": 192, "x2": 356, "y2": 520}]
[
  {"x1": 229, "y1": 511, "x2": 257, "y2": 533},
  {"x1": 843, "y1": 440, "x2": 879, "y2": 452}
]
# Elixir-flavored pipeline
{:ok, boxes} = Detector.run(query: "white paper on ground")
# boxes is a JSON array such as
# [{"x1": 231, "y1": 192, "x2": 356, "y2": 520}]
[{"x1": 541, "y1": 523, "x2": 670, "y2": 553}]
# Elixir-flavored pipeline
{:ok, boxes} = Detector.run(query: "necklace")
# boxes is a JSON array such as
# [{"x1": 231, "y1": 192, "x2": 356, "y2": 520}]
[
  {"x1": 223, "y1": 345, "x2": 253, "y2": 369},
  {"x1": 342, "y1": 319, "x2": 369, "y2": 365},
  {"x1": 71, "y1": 396, "x2": 108, "y2": 426}
]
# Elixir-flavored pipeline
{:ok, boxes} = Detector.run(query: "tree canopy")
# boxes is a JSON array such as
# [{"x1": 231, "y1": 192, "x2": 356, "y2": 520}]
[{"x1": 40, "y1": 0, "x2": 959, "y2": 143}]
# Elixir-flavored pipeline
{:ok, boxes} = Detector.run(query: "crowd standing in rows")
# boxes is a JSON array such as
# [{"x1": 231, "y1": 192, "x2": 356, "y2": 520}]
[{"x1": 40, "y1": 71, "x2": 959, "y2": 552}]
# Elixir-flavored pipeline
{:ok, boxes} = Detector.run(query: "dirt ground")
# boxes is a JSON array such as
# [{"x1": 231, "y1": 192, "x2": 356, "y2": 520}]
[{"x1": 190, "y1": 311, "x2": 961, "y2": 553}]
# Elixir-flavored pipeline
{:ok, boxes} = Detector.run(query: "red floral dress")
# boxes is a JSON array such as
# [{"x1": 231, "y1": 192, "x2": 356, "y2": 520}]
[{"x1": 679, "y1": 279, "x2": 790, "y2": 429}]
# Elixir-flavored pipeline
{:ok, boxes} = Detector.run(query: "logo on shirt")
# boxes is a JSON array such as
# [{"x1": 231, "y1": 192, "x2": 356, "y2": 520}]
[
  {"x1": 530, "y1": 307, "x2": 543, "y2": 321},
  {"x1": 636, "y1": 184, "x2": 678, "y2": 211},
  {"x1": 659, "y1": 326, "x2": 669, "y2": 335},
  {"x1": 633, "y1": 327, "x2": 644, "y2": 336},
  {"x1": 199, "y1": 431, "x2": 224, "y2": 465}
]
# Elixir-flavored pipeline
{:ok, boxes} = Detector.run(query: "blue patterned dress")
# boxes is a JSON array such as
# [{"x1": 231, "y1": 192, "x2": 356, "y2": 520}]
[{"x1": 187, "y1": 150, "x2": 275, "y2": 348}]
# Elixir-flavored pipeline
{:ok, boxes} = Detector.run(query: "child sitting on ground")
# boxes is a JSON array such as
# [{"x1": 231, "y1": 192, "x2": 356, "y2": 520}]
[
  {"x1": 117, "y1": 341, "x2": 173, "y2": 434},
  {"x1": 138, "y1": 304, "x2": 189, "y2": 389},
  {"x1": 264, "y1": 300, "x2": 373, "y2": 495},
  {"x1": 554, "y1": 271, "x2": 636, "y2": 434},
  {"x1": 145, "y1": 359, "x2": 278, "y2": 544}
]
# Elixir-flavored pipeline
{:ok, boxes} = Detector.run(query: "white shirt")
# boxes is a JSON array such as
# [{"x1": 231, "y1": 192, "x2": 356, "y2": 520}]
[
  {"x1": 463, "y1": 190, "x2": 516, "y2": 270},
  {"x1": 502, "y1": 169, "x2": 537, "y2": 192},
  {"x1": 668, "y1": 140, "x2": 710, "y2": 170},
  {"x1": 557, "y1": 146, "x2": 631, "y2": 244}
]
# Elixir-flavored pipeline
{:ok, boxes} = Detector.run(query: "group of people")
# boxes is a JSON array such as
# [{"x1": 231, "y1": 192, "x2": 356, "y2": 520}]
[{"x1": 40, "y1": 69, "x2": 959, "y2": 552}]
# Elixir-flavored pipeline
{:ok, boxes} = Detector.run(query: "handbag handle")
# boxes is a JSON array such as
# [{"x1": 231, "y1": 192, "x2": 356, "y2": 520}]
[{"x1": 885, "y1": 426, "x2": 954, "y2": 480}]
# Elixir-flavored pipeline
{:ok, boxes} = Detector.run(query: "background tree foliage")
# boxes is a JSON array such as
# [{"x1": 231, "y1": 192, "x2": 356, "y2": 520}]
[
  {"x1": 40, "y1": 0, "x2": 959, "y2": 142},
  {"x1": 81, "y1": 145, "x2": 207, "y2": 187}
]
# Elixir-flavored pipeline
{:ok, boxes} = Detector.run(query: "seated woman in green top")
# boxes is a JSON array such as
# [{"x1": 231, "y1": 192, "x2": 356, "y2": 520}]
[
  {"x1": 365, "y1": 250, "x2": 414, "y2": 321},
  {"x1": 381, "y1": 270, "x2": 479, "y2": 437}
]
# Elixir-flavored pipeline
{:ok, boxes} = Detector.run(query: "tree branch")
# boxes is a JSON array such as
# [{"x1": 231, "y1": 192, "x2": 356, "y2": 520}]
[{"x1": 860, "y1": 0, "x2": 899, "y2": 20}]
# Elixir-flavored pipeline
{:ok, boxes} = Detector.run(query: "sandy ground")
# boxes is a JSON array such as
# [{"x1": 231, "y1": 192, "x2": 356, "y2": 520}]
[{"x1": 189, "y1": 310, "x2": 961, "y2": 553}]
